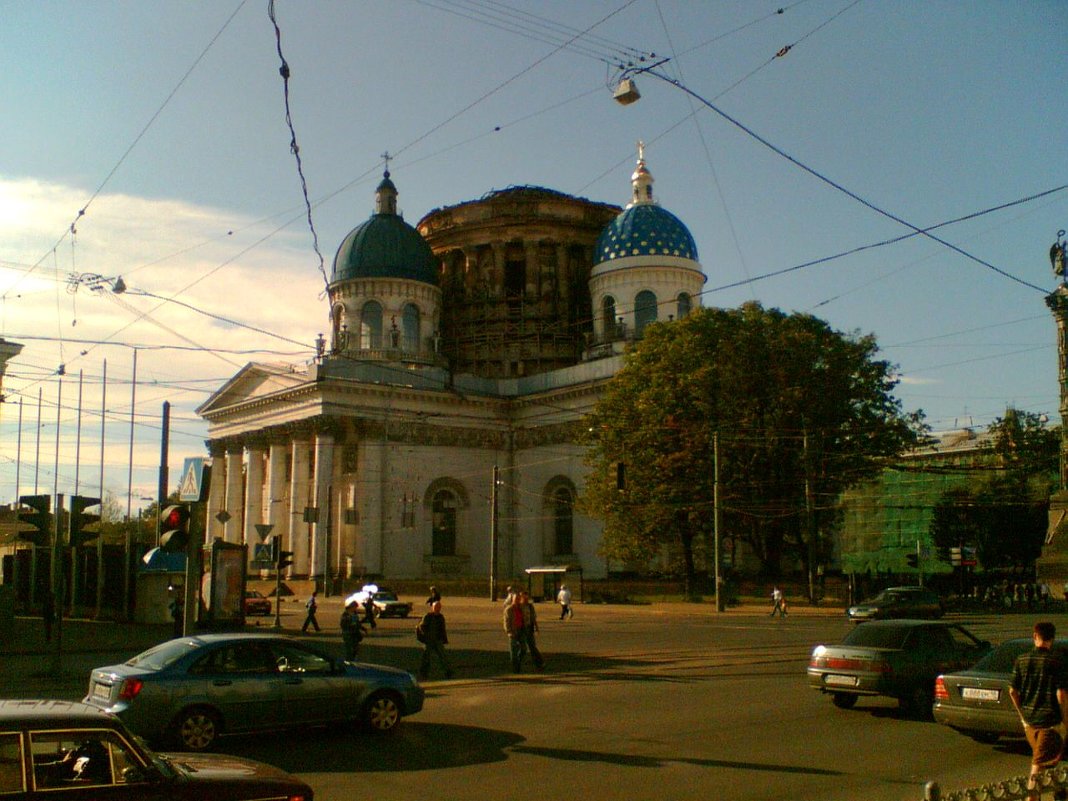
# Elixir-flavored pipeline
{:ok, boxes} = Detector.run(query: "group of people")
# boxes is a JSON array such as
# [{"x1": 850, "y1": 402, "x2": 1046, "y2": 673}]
[{"x1": 297, "y1": 582, "x2": 576, "y2": 680}]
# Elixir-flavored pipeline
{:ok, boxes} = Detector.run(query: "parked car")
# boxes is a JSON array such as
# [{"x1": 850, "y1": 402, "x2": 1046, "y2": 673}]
[
  {"x1": 846, "y1": 586, "x2": 944, "y2": 622},
  {"x1": 934, "y1": 638, "x2": 1068, "y2": 743},
  {"x1": 0, "y1": 698, "x2": 314, "y2": 799},
  {"x1": 242, "y1": 589, "x2": 272, "y2": 617},
  {"x1": 372, "y1": 589, "x2": 413, "y2": 618},
  {"x1": 807, "y1": 619, "x2": 991, "y2": 715},
  {"x1": 84, "y1": 632, "x2": 425, "y2": 751}
]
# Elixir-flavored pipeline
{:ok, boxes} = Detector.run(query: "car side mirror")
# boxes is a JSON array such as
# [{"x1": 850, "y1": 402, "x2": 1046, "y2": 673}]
[{"x1": 121, "y1": 766, "x2": 147, "y2": 783}]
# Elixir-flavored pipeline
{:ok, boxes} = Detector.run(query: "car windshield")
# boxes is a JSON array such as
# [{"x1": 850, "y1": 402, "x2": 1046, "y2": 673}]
[
  {"x1": 843, "y1": 625, "x2": 911, "y2": 649},
  {"x1": 125, "y1": 639, "x2": 199, "y2": 670},
  {"x1": 971, "y1": 641, "x2": 1068, "y2": 673},
  {"x1": 246, "y1": 591, "x2": 263, "y2": 598},
  {"x1": 376, "y1": 592, "x2": 398, "y2": 601}
]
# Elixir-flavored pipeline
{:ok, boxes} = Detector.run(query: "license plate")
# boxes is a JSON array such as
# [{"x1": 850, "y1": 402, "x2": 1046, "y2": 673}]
[
  {"x1": 824, "y1": 674, "x2": 858, "y2": 687},
  {"x1": 92, "y1": 682, "x2": 111, "y2": 701},
  {"x1": 961, "y1": 687, "x2": 999, "y2": 702}
]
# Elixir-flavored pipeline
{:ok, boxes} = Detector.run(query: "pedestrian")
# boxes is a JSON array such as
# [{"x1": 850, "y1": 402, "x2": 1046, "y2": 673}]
[
  {"x1": 426, "y1": 585, "x2": 441, "y2": 607},
  {"x1": 503, "y1": 585, "x2": 515, "y2": 605},
  {"x1": 770, "y1": 586, "x2": 786, "y2": 618},
  {"x1": 363, "y1": 594, "x2": 377, "y2": 630},
  {"x1": 518, "y1": 590, "x2": 545, "y2": 671},
  {"x1": 503, "y1": 590, "x2": 527, "y2": 672},
  {"x1": 1009, "y1": 621, "x2": 1068, "y2": 801},
  {"x1": 167, "y1": 593, "x2": 183, "y2": 638},
  {"x1": 42, "y1": 592, "x2": 55, "y2": 643},
  {"x1": 301, "y1": 590, "x2": 321, "y2": 633},
  {"x1": 340, "y1": 599, "x2": 365, "y2": 661},
  {"x1": 416, "y1": 601, "x2": 453, "y2": 679},
  {"x1": 557, "y1": 583, "x2": 573, "y2": 620}
]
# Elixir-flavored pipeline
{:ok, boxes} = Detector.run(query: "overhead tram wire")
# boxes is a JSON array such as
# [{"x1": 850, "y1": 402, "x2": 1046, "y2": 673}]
[
  {"x1": 621, "y1": 63, "x2": 1050, "y2": 295},
  {"x1": 267, "y1": 0, "x2": 329, "y2": 297},
  {"x1": 415, "y1": 0, "x2": 653, "y2": 66}
]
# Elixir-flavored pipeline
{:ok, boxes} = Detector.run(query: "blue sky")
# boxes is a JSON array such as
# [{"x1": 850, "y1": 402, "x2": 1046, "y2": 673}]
[{"x1": 1, "y1": 0, "x2": 1066, "y2": 510}]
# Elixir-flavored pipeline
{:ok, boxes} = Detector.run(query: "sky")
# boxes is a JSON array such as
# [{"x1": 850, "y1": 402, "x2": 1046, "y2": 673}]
[{"x1": 1, "y1": 0, "x2": 1066, "y2": 515}]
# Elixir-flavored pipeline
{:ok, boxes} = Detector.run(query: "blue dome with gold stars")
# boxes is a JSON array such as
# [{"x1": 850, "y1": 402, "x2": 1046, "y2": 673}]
[{"x1": 595, "y1": 203, "x2": 698, "y2": 263}]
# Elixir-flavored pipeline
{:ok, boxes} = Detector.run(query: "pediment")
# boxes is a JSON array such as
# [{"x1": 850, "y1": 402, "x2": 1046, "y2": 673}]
[{"x1": 196, "y1": 362, "x2": 311, "y2": 417}]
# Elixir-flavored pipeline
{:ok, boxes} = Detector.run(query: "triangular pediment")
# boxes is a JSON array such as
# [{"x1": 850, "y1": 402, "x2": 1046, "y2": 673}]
[{"x1": 196, "y1": 362, "x2": 311, "y2": 417}]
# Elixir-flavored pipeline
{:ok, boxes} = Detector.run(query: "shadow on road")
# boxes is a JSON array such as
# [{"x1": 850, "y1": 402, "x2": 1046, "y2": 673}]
[{"x1": 218, "y1": 722, "x2": 524, "y2": 774}]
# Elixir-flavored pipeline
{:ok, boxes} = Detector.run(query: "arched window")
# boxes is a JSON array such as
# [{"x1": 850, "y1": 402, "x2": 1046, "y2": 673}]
[
  {"x1": 635, "y1": 290, "x2": 658, "y2": 336},
  {"x1": 402, "y1": 303, "x2": 420, "y2": 352},
  {"x1": 431, "y1": 490, "x2": 458, "y2": 556},
  {"x1": 602, "y1": 296, "x2": 617, "y2": 339},
  {"x1": 553, "y1": 487, "x2": 574, "y2": 555},
  {"x1": 360, "y1": 301, "x2": 382, "y2": 349},
  {"x1": 677, "y1": 292, "x2": 692, "y2": 319},
  {"x1": 331, "y1": 304, "x2": 345, "y2": 352}
]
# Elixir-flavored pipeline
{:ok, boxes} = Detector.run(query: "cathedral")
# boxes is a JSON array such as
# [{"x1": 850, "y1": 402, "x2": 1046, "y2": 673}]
[{"x1": 196, "y1": 146, "x2": 706, "y2": 583}]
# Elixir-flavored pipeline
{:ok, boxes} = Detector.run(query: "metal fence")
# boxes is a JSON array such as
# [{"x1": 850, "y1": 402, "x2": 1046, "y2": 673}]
[{"x1": 925, "y1": 765, "x2": 1068, "y2": 800}]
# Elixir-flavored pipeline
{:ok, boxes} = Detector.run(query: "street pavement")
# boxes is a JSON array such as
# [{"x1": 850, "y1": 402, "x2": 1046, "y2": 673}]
[{"x1": 0, "y1": 594, "x2": 839, "y2": 700}]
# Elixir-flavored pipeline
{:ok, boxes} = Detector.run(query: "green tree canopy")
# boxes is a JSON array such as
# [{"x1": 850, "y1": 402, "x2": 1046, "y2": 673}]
[
  {"x1": 929, "y1": 409, "x2": 1058, "y2": 573},
  {"x1": 580, "y1": 303, "x2": 922, "y2": 590}
]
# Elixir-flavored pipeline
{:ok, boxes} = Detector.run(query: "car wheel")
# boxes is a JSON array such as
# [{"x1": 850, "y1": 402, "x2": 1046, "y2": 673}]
[
  {"x1": 363, "y1": 692, "x2": 402, "y2": 733},
  {"x1": 831, "y1": 692, "x2": 858, "y2": 709},
  {"x1": 173, "y1": 707, "x2": 221, "y2": 751}
]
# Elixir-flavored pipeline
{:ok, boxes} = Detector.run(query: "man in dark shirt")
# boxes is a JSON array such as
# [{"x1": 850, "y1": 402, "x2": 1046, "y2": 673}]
[{"x1": 1009, "y1": 621, "x2": 1068, "y2": 800}]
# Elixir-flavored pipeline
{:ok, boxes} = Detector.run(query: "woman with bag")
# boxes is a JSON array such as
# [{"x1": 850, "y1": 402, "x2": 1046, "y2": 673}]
[{"x1": 417, "y1": 601, "x2": 453, "y2": 680}]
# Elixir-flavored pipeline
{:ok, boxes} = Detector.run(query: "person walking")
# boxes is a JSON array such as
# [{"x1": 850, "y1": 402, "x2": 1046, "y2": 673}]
[
  {"x1": 416, "y1": 601, "x2": 453, "y2": 679},
  {"x1": 1009, "y1": 621, "x2": 1068, "y2": 801},
  {"x1": 503, "y1": 591, "x2": 528, "y2": 672},
  {"x1": 340, "y1": 599, "x2": 365, "y2": 661},
  {"x1": 557, "y1": 584, "x2": 573, "y2": 620},
  {"x1": 301, "y1": 591, "x2": 321, "y2": 633},
  {"x1": 362, "y1": 594, "x2": 377, "y2": 631},
  {"x1": 518, "y1": 590, "x2": 545, "y2": 671},
  {"x1": 425, "y1": 585, "x2": 441, "y2": 607},
  {"x1": 770, "y1": 586, "x2": 786, "y2": 618}
]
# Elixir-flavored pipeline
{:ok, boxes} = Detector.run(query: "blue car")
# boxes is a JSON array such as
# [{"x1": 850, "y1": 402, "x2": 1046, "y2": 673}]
[{"x1": 83, "y1": 633, "x2": 424, "y2": 751}]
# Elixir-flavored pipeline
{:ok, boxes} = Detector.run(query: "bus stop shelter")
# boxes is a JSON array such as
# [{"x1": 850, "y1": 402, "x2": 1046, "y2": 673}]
[{"x1": 524, "y1": 565, "x2": 583, "y2": 603}]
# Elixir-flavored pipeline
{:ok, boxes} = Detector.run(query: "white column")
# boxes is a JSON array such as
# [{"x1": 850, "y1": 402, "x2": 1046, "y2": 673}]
[
  {"x1": 311, "y1": 432, "x2": 335, "y2": 580},
  {"x1": 267, "y1": 441, "x2": 289, "y2": 542},
  {"x1": 289, "y1": 439, "x2": 311, "y2": 576},
  {"x1": 224, "y1": 447, "x2": 244, "y2": 544},
  {"x1": 243, "y1": 446, "x2": 266, "y2": 550}
]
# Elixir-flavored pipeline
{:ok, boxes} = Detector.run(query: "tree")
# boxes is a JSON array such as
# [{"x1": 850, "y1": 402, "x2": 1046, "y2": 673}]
[
  {"x1": 580, "y1": 303, "x2": 921, "y2": 592},
  {"x1": 929, "y1": 409, "x2": 1058, "y2": 573}
]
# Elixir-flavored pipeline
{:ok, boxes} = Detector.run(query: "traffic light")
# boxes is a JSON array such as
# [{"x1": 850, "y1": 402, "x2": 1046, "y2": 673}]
[
  {"x1": 272, "y1": 534, "x2": 294, "y2": 573},
  {"x1": 16, "y1": 494, "x2": 52, "y2": 546},
  {"x1": 905, "y1": 553, "x2": 918, "y2": 568},
  {"x1": 69, "y1": 495, "x2": 101, "y2": 548},
  {"x1": 159, "y1": 504, "x2": 191, "y2": 552}
]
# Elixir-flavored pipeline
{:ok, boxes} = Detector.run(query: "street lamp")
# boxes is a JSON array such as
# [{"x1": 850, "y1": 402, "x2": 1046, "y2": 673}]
[{"x1": 1051, "y1": 230, "x2": 1066, "y2": 282}]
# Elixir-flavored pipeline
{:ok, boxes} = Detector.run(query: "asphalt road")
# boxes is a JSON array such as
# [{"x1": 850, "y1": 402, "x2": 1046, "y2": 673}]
[{"x1": 2, "y1": 597, "x2": 1058, "y2": 801}]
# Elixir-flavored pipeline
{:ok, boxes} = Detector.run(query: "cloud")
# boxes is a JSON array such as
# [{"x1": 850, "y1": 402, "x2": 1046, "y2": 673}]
[{"x1": 0, "y1": 176, "x2": 325, "y2": 504}]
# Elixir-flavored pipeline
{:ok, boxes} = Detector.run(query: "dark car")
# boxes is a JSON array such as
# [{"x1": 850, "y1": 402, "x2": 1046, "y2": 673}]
[
  {"x1": 933, "y1": 638, "x2": 1068, "y2": 743},
  {"x1": 372, "y1": 590, "x2": 413, "y2": 619},
  {"x1": 846, "y1": 586, "x2": 944, "y2": 622},
  {"x1": 84, "y1": 632, "x2": 424, "y2": 751},
  {"x1": 0, "y1": 698, "x2": 313, "y2": 799},
  {"x1": 243, "y1": 590, "x2": 272, "y2": 617},
  {"x1": 807, "y1": 619, "x2": 991, "y2": 715}
]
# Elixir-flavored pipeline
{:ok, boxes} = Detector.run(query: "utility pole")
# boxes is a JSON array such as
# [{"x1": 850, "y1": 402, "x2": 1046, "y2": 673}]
[
  {"x1": 490, "y1": 465, "x2": 499, "y2": 601},
  {"x1": 714, "y1": 432, "x2": 723, "y2": 612}
]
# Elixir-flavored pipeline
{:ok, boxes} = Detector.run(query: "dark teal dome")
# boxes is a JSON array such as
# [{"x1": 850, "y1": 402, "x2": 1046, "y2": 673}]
[
  {"x1": 595, "y1": 204, "x2": 698, "y2": 264},
  {"x1": 331, "y1": 171, "x2": 438, "y2": 285}
]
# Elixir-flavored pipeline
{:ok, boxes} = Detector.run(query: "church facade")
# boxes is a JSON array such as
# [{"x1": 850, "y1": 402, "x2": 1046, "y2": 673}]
[{"x1": 196, "y1": 147, "x2": 706, "y2": 583}]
